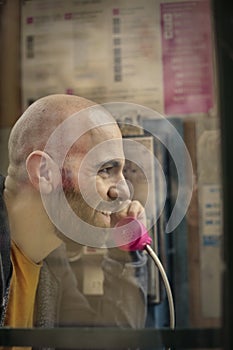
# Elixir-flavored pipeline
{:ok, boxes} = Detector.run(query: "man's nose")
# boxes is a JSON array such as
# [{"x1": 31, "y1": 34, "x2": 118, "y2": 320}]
[{"x1": 108, "y1": 178, "x2": 131, "y2": 201}]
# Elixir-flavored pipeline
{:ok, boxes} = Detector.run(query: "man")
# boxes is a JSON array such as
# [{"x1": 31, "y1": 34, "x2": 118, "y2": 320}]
[{"x1": 0, "y1": 94, "x2": 148, "y2": 332}]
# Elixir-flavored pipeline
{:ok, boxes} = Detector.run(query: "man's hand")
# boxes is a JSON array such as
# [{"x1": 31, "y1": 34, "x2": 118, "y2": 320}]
[{"x1": 110, "y1": 199, "x2": 146, "y2": 228}]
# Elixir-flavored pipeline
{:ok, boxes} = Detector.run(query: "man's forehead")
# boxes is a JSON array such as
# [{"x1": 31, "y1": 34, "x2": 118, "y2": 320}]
[
  {"x1": 84, "y1": 136, "x2": 124, "y2": 162},
  {"x1": 74, "y1": 122, "x2": 121, "y2": 149},
  {"x1": 74, "y1": 128, "x2": 124, "y2": 169},
  {"x1": 89, "y1": 122, "x2": 122, "y2": 139}
]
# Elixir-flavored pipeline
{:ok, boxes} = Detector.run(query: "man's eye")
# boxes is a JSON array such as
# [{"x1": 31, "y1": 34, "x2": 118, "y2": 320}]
[
  {"x1": 98, "y1": 161, "x2": 121, "y2": 176},
  {"x1": 99, "y1": 167, "x2": 113, "y2": 174}
]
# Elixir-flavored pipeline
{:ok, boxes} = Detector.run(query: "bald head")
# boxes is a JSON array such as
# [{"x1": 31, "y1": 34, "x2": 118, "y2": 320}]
[{"x1": 7, "y1": 94, "x2": 113, "y2": 183}]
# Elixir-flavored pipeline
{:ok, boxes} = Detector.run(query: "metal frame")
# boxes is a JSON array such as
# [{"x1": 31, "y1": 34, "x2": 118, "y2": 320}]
[
  {"x1": 0, "y1": 328, "x2": 222, "y2": 349},
  {"x1": 213, "y1": 0, "x2": 233, "y2": 349}
]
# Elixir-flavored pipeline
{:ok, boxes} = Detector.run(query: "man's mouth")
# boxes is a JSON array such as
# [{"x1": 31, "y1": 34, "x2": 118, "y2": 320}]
[
  {"x1": 101, "y1": 211, "x2": 112, "y2": 217},
  {"x1": 97, "y1": 200, "x2": 127, "y2": 215}
]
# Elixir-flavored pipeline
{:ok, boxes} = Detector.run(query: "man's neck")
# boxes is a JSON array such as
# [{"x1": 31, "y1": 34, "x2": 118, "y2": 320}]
[{"x1": 3, "y1": 178, "x2": 62, "y2": 263}]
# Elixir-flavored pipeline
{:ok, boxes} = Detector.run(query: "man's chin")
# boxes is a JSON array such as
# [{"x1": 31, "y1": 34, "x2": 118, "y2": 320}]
[
  {"x1": 86, "y1": 220, "x2": 110, "y2": 229},
  {"x1": 78, "y1": 211, "x2": 111, "y2": 229},
  {"x1": 73, "y1": 215, "x2": 111, "y2": 230}
]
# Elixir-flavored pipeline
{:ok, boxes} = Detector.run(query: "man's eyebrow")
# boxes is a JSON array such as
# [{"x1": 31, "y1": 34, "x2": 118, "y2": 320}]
[{"x1": 97, "y1": 159, "x2": 123, "y2": 169}]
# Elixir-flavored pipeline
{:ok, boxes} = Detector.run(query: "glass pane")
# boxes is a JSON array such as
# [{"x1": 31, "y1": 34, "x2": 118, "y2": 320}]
[{"x1": 0, "y1": 0, "x2": 226, "y2": 349}]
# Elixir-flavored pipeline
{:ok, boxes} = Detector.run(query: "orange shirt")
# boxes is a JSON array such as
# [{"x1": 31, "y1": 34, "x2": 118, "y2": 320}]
[{"x1": 4, "y1": 240, "x2": 42, "y2": 349}]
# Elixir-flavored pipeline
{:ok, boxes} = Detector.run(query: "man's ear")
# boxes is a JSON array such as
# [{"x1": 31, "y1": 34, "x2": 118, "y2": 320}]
[{"x1": 26, "y1": 151, "x2": 61, "y2": 194}]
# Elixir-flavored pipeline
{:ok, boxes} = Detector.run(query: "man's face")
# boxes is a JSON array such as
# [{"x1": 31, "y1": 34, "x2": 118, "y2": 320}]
[{"x1": 61, "y1": 123, "x2": 130, "y2": 229}]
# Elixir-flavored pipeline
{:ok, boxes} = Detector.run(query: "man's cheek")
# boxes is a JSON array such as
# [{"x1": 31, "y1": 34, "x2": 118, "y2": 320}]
[
  {"x1": 95, "y1": 177, "x2": 108, "y2": 200},
  {"x1": 79, "y1": 174, "x2": 101, "y2": 202}
]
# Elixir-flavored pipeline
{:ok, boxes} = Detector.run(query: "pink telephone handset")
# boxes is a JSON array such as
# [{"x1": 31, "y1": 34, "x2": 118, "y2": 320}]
[{"x1": 114, "y1": 216, "x2": 152, "y2": 251}]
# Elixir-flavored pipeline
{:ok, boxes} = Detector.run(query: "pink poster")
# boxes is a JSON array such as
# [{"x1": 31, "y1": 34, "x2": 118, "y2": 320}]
[{"x1": 161, "y1": 0, "x2": 214, "y2": 115}]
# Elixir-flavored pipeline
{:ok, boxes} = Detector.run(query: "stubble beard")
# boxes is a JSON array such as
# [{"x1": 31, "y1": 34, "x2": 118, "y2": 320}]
[{"x1": 53, "y1": 186, "x2": 110, "y2": 245}]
